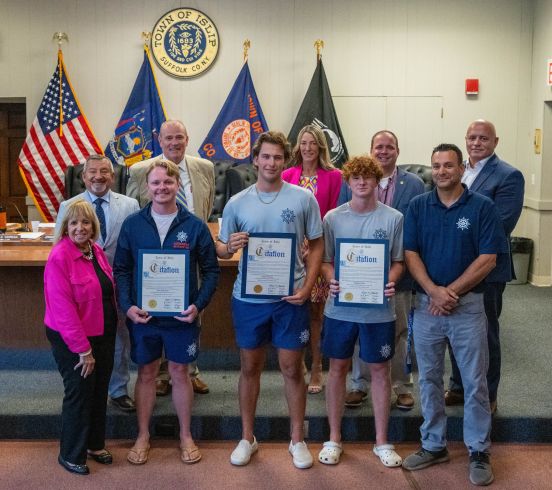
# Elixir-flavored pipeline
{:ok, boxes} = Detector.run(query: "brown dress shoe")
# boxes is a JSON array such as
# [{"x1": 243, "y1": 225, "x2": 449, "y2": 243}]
[
  {"x1": 156, "y1": 379, "x2": 171, "y2": 396},
  {"x1": 396, "y1": 393, "x2": 415, "y2": 410},
  {"x1": 344, "y1": 390, "x2": 367, "y2": 408},
  {"x1": 444, "y1": 389, "x2": 464, "y2": 406},
  {"x1": 191, "y1": 377, "x2": 209, "y2": 394}
]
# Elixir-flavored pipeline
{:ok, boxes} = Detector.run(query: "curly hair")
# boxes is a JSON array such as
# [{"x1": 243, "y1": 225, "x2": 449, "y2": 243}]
[{"x1": 342, "y1": 155, "x2": 383, "y2": 183}]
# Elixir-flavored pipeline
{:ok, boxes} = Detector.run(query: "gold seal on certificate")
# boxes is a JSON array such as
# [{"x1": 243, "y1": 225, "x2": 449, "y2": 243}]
[
  {"x1": 138, "y1": 250, "x2": 190, "y2": 316},
  {"x1": 335, "y1": 239, "x2": 389, "y2": 308},
  {"x1": 241, "y1": 233, "x2": 297, "y2": 299}
]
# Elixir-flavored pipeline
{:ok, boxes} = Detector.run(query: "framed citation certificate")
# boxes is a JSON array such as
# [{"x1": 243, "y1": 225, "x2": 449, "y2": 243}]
[
  {"x1": 334, "y1": 239, "x2": 389, "y2": 307},
  {"x1": 241, "y1": 233, "x2": 296, "y2": 299},
  {"x1": 137, "y1": 249, "x2": 189, "y2": 316}
]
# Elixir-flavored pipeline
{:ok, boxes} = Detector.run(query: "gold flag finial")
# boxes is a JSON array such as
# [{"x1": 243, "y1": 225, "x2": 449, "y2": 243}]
[
  {"x1": 52, "y1": 32, "x2": 69, "y2": 48},
  {"x1": 314, "y1": 39, "x2": 324, "y2": 61},
  {"x1": 142, "y1": 31, "x2": 152, "y2": 48},
  {"x1": 243, "y1": 39, "x2": 251, "y2": 62}
]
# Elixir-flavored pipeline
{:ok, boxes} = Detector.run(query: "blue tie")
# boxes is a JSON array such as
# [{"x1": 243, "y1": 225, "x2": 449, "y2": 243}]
[
  {"x1": 176, "y1": 182, "x2": 188, "y2": 209},
  {"x1": 94, "y1": 198, "x2": 107, "y2": 242}
]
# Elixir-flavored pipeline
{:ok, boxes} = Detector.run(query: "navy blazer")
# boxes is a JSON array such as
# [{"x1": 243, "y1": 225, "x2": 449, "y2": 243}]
[
  {"x1": 469, "y1": 153, "x2": 525, "y2": 282},
  {"x1": 338, "y1": 167, "x2": 425, "y2": 290}
]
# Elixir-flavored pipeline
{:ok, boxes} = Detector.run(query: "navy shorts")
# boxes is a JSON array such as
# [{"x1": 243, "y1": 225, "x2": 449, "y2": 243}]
[
  {"x1": 128, "y1": 320, "x2": 200, "y2": 366},
  {"x1": 232, "y1": 297, "x2": 310, "y2": 350},
  {"x1": 321, "y1": 316, "x2": 395, "y2": 363}
]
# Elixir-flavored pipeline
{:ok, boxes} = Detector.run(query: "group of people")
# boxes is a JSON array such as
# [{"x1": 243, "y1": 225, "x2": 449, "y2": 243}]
[{"x1": 43, "y1": 117, "x2": 524, "y2": 487}]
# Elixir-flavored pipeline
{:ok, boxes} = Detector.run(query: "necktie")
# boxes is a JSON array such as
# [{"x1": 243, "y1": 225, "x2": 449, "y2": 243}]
[
  {"x1": 94, "y1": 198, "x2": 107, "y2": 242},
  {"x1": 176, "y1": 176, "x2": 188, "y2": 209}
]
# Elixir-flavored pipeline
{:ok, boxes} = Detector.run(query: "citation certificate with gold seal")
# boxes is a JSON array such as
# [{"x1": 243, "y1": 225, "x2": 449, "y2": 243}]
[
  {"x1": 138, "y1": 249, "x2": 189, "y2": 316},
  {"x1": 334, "y1": 239, "x2": 389, "y2": 307},
  {"x1": 241, "y1": 233, "x2": 296, "y2": 299}
]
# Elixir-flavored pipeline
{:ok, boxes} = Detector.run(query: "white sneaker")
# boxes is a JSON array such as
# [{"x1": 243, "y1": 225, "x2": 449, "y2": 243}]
[
  {"x1": 230, "y1": 436, "x2": 258, "y2": 466},
  {"x1": 289, "y1": 440, "x2": 313, "y2": 469}
]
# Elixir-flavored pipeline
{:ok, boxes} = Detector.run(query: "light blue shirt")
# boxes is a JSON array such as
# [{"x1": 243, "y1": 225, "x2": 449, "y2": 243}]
[{"x1": 221, "y1": 182, "x2": 323, "y2": 303}]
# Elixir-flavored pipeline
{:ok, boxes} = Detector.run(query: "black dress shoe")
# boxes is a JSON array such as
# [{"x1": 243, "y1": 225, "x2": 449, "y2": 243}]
[
  {"x1": 58, "y1": 454, "x2": 89, "y2": 475},
  {"x1": 109, "y1": 395, "x2": 136, "y2": 412},
  {"x1": 87, "y1": 449, "x2": 113, "y2": 465}
]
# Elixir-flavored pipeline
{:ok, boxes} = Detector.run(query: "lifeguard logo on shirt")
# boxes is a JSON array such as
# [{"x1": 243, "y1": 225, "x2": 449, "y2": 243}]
[
  {"x1": 281, "y1": 208, "x2": 296, "y2": 224},
  {"x1": 151, "y1": 8, "x2": 220, "y2": 79},
  {"x1": 222, "y1": 120, "x2": 251, "y2": 159},
  {"x1": 173, "y1": 230, "x2": 190, "y2": 249},
  {"x1": 456, "y1": 217, "x2": 471, "y2": 231},
  {"x1": 373, "y1": 228, "x2": 388, "y2": 239}
]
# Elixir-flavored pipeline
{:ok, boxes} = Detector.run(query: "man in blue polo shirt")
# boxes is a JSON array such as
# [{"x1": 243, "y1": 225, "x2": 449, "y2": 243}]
[{"x1": 401, "y1": 144, "x2": 506, "y2": 487}]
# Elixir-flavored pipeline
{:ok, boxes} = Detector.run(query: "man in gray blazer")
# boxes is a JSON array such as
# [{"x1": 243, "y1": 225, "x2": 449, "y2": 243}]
[
  {"x1": 56, "y1": 154, "x2": 140, "y2": 412},
  {"x1": 338, "y1": 130, "x2": 425, "y2": 411},
  {"x1": 127, "y1": 119, "x2": 215, "y2": 396}
]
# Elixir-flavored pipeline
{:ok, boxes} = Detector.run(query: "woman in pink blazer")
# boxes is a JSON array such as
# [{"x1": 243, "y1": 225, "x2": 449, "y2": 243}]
[
  {"x1": 44, "y1": 199, "x2": 117, "y2": 475},
  {"x1": 282, "y1": 125, "x2": 342, "y2": 394}
]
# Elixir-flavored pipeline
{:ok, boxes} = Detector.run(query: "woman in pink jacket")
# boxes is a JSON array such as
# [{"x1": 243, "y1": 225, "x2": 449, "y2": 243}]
[
  {"x1": 282, "y1": 125, "x2": 342, "y2": 394},
  {"x1": 44, "y1": 199, "x2": 117, "y2": 475}
]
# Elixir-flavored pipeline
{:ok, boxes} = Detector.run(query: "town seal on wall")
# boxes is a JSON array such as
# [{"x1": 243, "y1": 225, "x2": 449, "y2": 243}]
[{"x1": 151, "y1": 8, "x2": 219, "y2": 79}]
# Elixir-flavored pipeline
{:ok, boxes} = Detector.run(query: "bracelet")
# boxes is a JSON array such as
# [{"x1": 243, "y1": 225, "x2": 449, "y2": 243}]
[{"x1": 79, "y1": 349, "x2": 92, "y2": 357}]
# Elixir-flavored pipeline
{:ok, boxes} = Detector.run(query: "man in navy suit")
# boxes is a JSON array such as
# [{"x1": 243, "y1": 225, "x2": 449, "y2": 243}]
[
  {"x1": 445, "y1": 120, "x2": 525, "y2": 414},
  {"x1": 57, "y1": 154, "x2": 140, "y2": 412},
  {"x1": 339, "y1": 130, "x2": 425, "y2": 411}
]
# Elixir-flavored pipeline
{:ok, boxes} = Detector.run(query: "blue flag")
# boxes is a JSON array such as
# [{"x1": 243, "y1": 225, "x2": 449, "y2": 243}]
[
  {"x1": 105, "y1": 47, "x2": 167, "y2": 166},
  {"x1": 199, "y1": 62, "x2": 268, "y2": 163}
]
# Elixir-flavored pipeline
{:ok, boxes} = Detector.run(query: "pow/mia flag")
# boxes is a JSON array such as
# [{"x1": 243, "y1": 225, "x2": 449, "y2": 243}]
[{"x1": 288, "y1": 59, "x2": 348, "y2": 167}]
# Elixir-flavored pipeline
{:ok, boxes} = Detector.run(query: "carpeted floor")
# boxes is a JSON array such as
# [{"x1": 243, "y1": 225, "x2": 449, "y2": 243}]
[{"x1": 0, "y1": 440, "x2": 551, "y2": 489}]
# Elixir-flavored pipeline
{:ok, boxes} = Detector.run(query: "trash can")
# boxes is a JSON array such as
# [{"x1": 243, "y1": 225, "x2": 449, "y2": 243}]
[{"x1": 509, "y1": 237, "x2": 533, "y2": 285}]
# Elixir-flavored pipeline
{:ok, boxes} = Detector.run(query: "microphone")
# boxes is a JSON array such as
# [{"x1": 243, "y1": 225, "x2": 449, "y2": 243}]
[{"x1": 9, "y1": 201, "x2": 30, "y2": 232}]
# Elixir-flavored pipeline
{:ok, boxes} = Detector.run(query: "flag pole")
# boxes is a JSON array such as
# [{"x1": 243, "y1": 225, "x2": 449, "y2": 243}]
[
  {"x1": 314, "y1": 39, "x2": 324, "y2": 62},
  {"x1": 52, "y1": 32, "x2": 68, "y2": 136},
  {"x1": 243, "y1": 39, "x2": 250, "y2": 63}
]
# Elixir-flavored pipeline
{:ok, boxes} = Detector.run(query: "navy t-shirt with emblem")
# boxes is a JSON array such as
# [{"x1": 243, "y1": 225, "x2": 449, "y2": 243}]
[{"x1": 404, "y1": 186, "x2": 507, "y2": 294}]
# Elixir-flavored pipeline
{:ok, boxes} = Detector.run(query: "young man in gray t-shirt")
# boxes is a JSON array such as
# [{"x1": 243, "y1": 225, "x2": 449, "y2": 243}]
[
  {"x1": 318, "y1": 155, "x2": 404, "y2": 468},
  {"x1": 216, "y1": 131, "x2": 323, "y2": 469}
]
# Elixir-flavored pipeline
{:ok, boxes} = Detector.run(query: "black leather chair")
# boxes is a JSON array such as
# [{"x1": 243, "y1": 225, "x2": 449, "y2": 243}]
[
  {"x1": 209, "y1": 160, "x2": 233, "y2": 222},
  {"x1": 64, "y1": 163, "x2": 128, "y2": 199},
  {"x1": 226, "y1": 163, "x2": 257, "y2": 198},
  {"x1": 398, "y1": 164, "x2": 433, "y2": 191}
]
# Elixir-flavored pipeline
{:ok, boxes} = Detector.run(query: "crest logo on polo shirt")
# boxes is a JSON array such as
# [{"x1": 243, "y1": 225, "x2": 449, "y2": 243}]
[
  {"x1": 456, "y1": 217, "x2": 471, "y2": 231},
  {"x1": 374, "y1": 228, "x2": 388, "y2": 239},
  {"x1": 281, "y1": 208, "x2": 296, "y2": 224},
  {"x1": 151, "y1": 8, "x2": 220, "y2": 79}
]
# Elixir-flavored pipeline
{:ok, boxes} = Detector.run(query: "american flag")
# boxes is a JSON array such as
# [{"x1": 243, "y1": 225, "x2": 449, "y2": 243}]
[{"x1": 17, "y1": 50, "x2": 101, "y2": 222}]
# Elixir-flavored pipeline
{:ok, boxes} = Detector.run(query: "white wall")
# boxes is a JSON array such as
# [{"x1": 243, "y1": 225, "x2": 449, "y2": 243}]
[{"x1": 0, "y1": 0, "x2": 534, "y2": 166}]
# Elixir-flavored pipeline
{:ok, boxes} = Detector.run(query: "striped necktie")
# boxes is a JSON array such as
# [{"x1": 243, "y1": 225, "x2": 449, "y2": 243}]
[
  {"x1": 94, "y1": 198, "x2": 107, "y2": 242},
  {"x1": 176, "y1": 167, "x2": 188, "y2": 209}
]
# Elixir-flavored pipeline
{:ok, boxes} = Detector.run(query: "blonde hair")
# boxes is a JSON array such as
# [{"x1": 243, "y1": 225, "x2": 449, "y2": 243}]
[
  {"x1": 55, "y1": 199, "x2": 100, "y2": 244},
  {"x1": 290, "y1": 125, "x2": 333, "y2": 170},
  {"x1": 145, "y1": 159, "x2": 181, "y2": 184}
]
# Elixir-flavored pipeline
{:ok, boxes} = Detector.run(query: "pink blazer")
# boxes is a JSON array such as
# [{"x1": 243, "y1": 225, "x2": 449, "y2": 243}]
[
  {"x1": 44, "y1": 236, "x2": 114, "y2": 353},
  {"x1": 282, "y1": 165, "x2": 342, "y2": 218}
]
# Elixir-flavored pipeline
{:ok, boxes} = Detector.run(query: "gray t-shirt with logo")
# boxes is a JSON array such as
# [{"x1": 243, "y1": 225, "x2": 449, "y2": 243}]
[
  {"x1": 220, "y1": 182, "x2": 323, "y2": 303},
  {"x1": 323, "y1": 201, "x2": 404, "y2": 323}
]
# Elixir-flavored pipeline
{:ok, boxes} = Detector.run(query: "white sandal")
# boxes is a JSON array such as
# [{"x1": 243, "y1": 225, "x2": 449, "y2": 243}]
[
  {"x1": 318, "y1": 441, "x2": 343, "y2": 465},
  {"x1": 373, "y1": 444, "x2": 402, "y2": 467}
]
